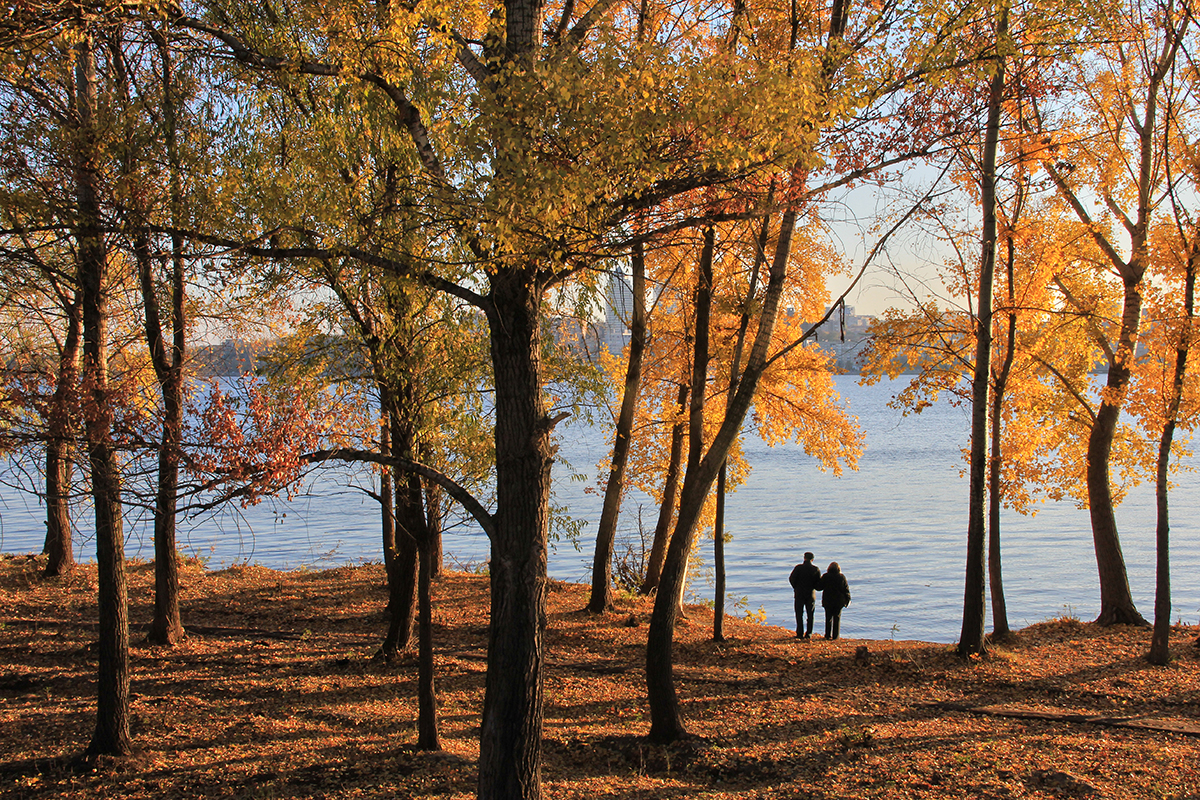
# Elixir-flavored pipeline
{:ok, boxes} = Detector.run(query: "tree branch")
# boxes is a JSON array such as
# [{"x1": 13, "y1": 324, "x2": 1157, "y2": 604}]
[{"x1": 306, "y1": 448, "x2": 496, "y2": 540}]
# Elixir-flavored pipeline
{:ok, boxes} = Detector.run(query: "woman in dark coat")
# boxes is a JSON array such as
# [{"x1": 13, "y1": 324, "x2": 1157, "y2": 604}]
[{"x1": 820, "y1": 562, "x2": 851, "y2": 640}]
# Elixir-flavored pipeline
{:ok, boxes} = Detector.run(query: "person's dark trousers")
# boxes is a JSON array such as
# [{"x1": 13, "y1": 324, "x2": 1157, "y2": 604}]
[
  {"x1": 825, "y1": 609, "x2": 842, "y2": 640},
  {"x1": 795, "y1": 599, "x2": 815, "y2": 637}
]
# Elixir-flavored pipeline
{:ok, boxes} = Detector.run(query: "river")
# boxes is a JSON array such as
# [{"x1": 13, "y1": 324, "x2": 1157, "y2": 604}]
[{"x1": 2, "y1": 376, "x2": 1197, "y2": 643}]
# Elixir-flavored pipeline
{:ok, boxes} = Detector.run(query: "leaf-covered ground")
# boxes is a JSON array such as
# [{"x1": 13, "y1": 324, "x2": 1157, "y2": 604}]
[{"x1": 1, "y1": 552, "x2": 1198, "y2": 799}]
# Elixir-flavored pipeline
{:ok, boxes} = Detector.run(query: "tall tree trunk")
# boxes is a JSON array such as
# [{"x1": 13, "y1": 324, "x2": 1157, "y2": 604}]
[
  {"x1": 647, "y1": 209, "x2": 794, "y2": 742},
  {"x1": 640, "y1": 380, "x2": 688, "y2": 595},
  {"x1": 146, "y1": 29, "x2": 187, "y2": 646},
  {"x1": 1148, "y1": 246, "x2": 1195, "y2": 664},
  {"x1": 959, "y1": 6, "x2": 1006, "y2": 658},
  {"x1": 712, "y1": 463, "x2": 727, "y2": 641},
  {"x1": 647, "y1": 223, "x2": 715, "y2": 741},
  {"x1": 588, "y1": 245, "x2": 647, "y2": 612},
  {"x1": 137, "y1": 219, "x2": 185, "y2": 645},
  {"x1": 1044, "y1": 13, "x2": 1185, "y2": 627},
  {"x1": 988, "y1": 236, "x2": 1017, "y2": 638},
  {"x1": 712, "y1": 202, "x2": 769, "y2": 641},
  {"x1": 75, "y1": 29, "x2": 131, "y2": 758},
  {"x1": 478, "y1": 269, "x2": 556, "y2": 800},
  {"x1": 43, "y1": 302, "x2": 81, "y2": 578}
]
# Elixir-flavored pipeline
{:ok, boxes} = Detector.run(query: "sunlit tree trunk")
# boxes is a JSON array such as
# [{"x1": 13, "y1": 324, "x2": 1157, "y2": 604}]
[
  {"x1": 711, "y1": 201, "x2": 769, "y2": 641},
  {"x1": 959, "y1": 5, "x2": 1006, "y2": 659},
  {"x1": 641, "y1": 380, "x2": 688, "y2": 595},
  {"x1": 988, "y1": 236, "x2": 1016, "y2": 638},
  {"x1": 1148, "y1": 244, "x2": 1195, "y2": 664},
  {"x1": 648, "y1": 210, "x2": 793, "y2": 741},
  {"x1": 588, "y1": 245, "x2": 646, "y2": 613}
]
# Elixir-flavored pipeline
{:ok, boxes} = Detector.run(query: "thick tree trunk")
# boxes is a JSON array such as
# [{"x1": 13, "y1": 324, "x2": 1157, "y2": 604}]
[
  {"x1": 382, "y1": 407, "x2": 419, "y2": 657},
  {"x1": 43, "y1": 305, "x2": 81, "y2": 578},
  {"x1": 588, "y1": 246, "x2": 646, "y2": 613},
  {"x1": 1087, "y1": 312, "x2": 1147, "y2": 626},
  {"x1": 640, "y1": 380, "x2": 688, "y2": 596},
  {"x1": 478, "y1": 270, "x2": 555, "y2": 800},
  {"x1": 959, "y1": 9, "x2": 1006, "y2": 658},
  {"x1": 647, "y1": 210, "x2": 793, "y2": 742},
  {"x1": 75, "y1": 30, "x2": 131, "y2": 758}
]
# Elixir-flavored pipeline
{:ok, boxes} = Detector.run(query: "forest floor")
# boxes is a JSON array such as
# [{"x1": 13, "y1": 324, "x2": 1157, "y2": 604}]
[{"x1": 1, "y1": 553, "x2": 1199, "y2": 799}]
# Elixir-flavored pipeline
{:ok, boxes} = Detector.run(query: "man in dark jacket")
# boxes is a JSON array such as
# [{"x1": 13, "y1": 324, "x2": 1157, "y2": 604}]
[
  {"x1": 821, "y1": 562, "x2": 851, "y2": 640},
  {"x1": 789, "y1": 552, "x2": 822, "y2": 639}
]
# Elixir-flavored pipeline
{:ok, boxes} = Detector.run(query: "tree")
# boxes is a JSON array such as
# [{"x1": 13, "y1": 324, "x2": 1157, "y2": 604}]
[
  {"x1": 120, "y1": 24, "x2": 197, "y2": 646},
  {"x1": 1132, "y1": 211, "x2": 1200, "y2": 662},
  {"x1": 0, "y1": 226, "x2": 83, "y2": 579},
  {"x1": 74, "y1": 24, "x2": 132, "y2": 758},
  {"x1": 959, "y1": 1, "x2": 1009, "y2": 658},
  {"x1": 165, "y1": 1, "x2": 868, "y2": 794},
  {"x1": 643, "y1": 192, "x2": 870, "y2": 737},
  {"x1": 0, "y1": 23, "x2": 90, "y2": 581},
  {"x1": 587, "y1": 246, "x2": 647, "y2": 613},
  {"x1": 1031, "y1": 0, "x2": 1187, "y2": 626}
]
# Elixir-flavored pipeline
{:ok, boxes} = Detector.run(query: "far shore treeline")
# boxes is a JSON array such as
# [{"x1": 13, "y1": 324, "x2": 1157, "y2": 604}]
[{"x1": 3, "y1": 2, "x2": 1199, "y2": 799}]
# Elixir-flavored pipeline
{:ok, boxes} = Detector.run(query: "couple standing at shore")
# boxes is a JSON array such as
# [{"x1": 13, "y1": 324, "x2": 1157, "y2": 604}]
[{"x1": 789, "y1": 552, "x2": 851, "y2": 640}]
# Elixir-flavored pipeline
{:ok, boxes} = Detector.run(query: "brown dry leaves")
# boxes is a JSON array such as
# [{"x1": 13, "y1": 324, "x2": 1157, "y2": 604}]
[{"x1": 1, "y1": 553, "x2": 1199, "y2": 799}]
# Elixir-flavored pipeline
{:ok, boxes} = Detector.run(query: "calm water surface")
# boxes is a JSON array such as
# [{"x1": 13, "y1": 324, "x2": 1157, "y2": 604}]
[{"x1": 2, "y1": 377, "x2": 1197, "y2": 643}]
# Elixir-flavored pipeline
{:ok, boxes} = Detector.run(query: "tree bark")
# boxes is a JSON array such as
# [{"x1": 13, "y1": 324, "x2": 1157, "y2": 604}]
[
  {"x1": 1086, "y1": 310, "x2": 1148, "y2": 626},
  {"x1": 137, "y1": 218, "x2": 185, "y2": 645},
  {"x1": 711, "y1": 202, "x2": 769, "y2": 641},
  {"x1": 712, "y1": 463, "x2": 727, "y2": 642},
  {"x1": 959, "y1": 6, "x2": 1006, "y2": 658},
  {"x1": 478, "y1": 269, "x2": 555, "y2": 800},
  {"x1": 588, "y1": 246, "x2": 647, "y2": 613},
  {"x1": 43, "y1": 301, "x2": 81, "y2": 578},
  {"x1": 416, "y1": 513, "x2": 441, "y2": 749},
  {"x1": 640, "y1": 380, "x2": 688, "y2": 595},
  {"x1": 424, "y1": 479, "x2": 444, "y2": 581},
  {"x1": 75, "y1": 28, "x2": 131, "y2": 758},
  {"x1": 988, "y1": 236, "x2": 1016, "y2": 638},
  {"x1": 146, "y1": 30, "x2": 188, "y2": 646},
  {"x1": 1148, "y1": 245, "x2": 1195, "y2": 664},
  {"x1": 647, "y1": 209, "x2": 794, "y2": 742},
  {"x1": 382, "y1": 404, "x2": 419, "y2": 657}
]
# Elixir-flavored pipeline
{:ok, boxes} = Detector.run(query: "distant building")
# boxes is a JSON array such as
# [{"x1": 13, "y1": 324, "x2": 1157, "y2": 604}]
[
  {"x1": 804, "y1": 305, "x2": 876, "y2": 373},
  {"x1": 600, "y1": 266, "x2": 634, "y2": 355}
]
